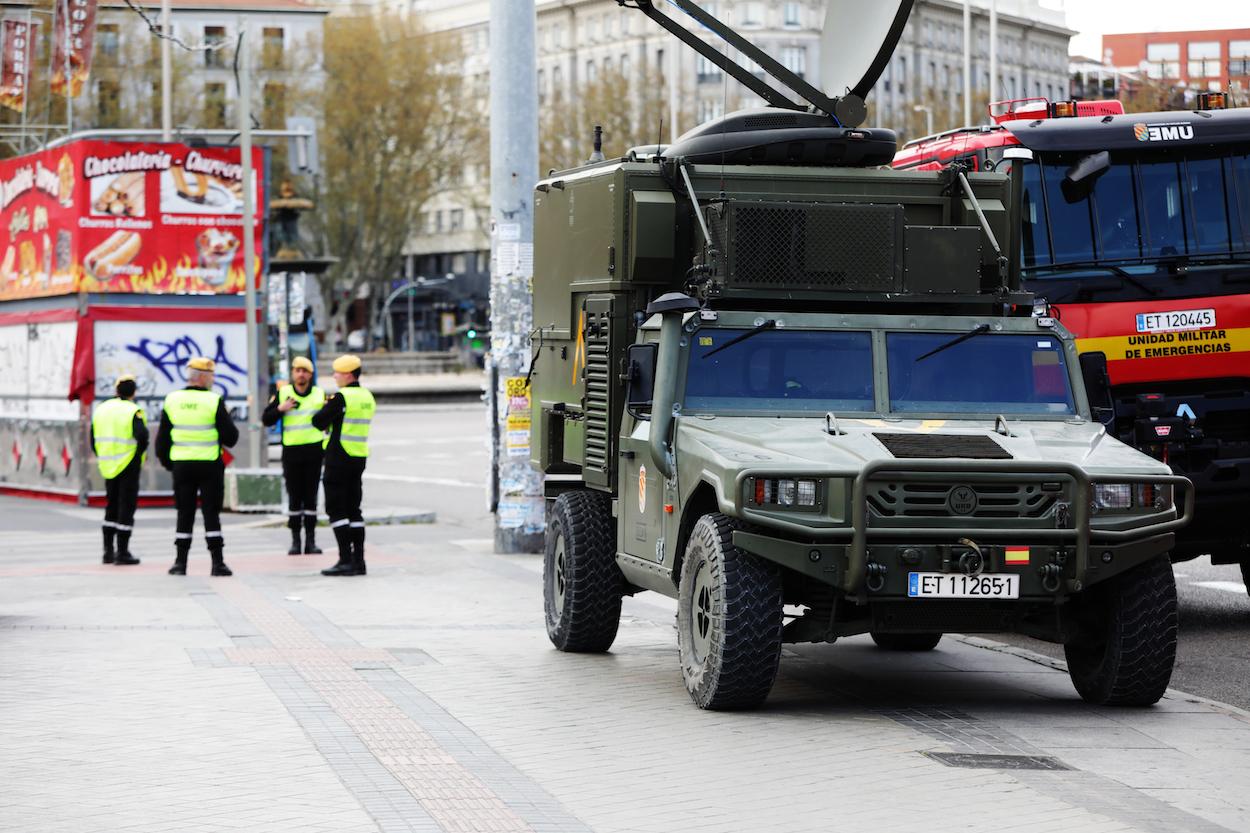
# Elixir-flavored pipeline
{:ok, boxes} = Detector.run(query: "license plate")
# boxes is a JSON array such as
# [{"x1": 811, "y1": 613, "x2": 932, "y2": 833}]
[
  {"x1": 907, "y1": 572, "x2": 1020, "y2": 599},
  {"x1": 1135, "y1": 308, "x2": 1215, "y2": 333}
]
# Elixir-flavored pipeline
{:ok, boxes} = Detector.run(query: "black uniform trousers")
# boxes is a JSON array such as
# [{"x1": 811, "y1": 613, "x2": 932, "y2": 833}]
[
  {"x1": 104, "y1": 457, "x2": 142, "y2": 533},
  {"x1": 173, "y1": 460, "x2": 226, "y2": 547},
  {"x1": 324, "y1": 462, "x2": 365, "y2": 554},
  {"x1": 282, "y1": 443, "x2": 323, "y2": 530}
]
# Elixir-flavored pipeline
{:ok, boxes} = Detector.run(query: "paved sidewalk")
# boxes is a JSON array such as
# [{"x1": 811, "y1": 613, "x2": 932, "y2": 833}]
[{"x1": 3, "y1": 512, "x2": 1250, "y2": 833}]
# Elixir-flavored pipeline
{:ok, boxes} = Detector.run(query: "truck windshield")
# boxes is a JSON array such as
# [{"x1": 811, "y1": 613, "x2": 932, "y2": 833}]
[
  {"x1": 886, "y1": 332, "x2": 1075, "y2": 415},
  {"x1": 684, "y1": 329, "x2": 874, "y2": 412},
  {"x1": 1020, "y1": 149, "x2": 1250, "y2": 301}
]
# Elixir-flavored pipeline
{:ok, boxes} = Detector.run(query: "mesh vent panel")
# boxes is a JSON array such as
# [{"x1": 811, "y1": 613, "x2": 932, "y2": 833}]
[{"x1": 873, "y1": 432, "x2": 1012, "y2": 460}]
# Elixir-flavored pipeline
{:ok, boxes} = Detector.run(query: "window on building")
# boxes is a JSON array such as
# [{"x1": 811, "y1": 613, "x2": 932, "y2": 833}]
[
  {"x1": 150, "y1": 80, "x2": 162, "y2": 125},
  {"x1": 451, "y1": 253, "x2": 468, "y2": 274},
  {"x1": 780, "y1": 46, "x2": 806, "y2": 78},
  {"x1": 604, "y1": 14, "x2": 613, "y2": 38},
  {"x1": 262, "y1": 82, "x2": 286, "y2": 128},
  {"x1": 204, "y1": 82, "x2": 227, "y2": 128},
  {"x1": 450, "y1": 209, "x2": 465, "y2": 231},
  {"x1": 537, "y1": 68, "x2": 546, "y2": 103},
  {"x1": 603, "y1": 56, "x2": 613, "y2": 76},
  {"x1": 435, "y1": 211, "x2": 444, "y2": 233},
  {"x1": 262, "y1": 27, "x2": 284, "y2": 70},
  {"x1": 740, "y1": 2, "x2": 763, "y2": 27},
  {"x1": 783, "y1": 2, "x2": 801, "y2": 27},
  {"x1": 553, "y1": 23, "x2": 563, "y2": 48},
  {"x1": 898, "y1": 56, "x2": 906, "y2": 94},
  {"x1": 587, "y1": 16, "x2": 598, "y2": 41},
  {"x1": 585, "y1": 59, "x2": 596, "y2": 83},
  {"x1": 1145, "y1": 42, "x2": 1180, "y2": 79},
  {"x1": 476, "y1": 251, "x2": 488, "y2": 273},
  {"x1": 621, "y1": 11, "x2": 630, "y2": 35},
  {"x1": 96, "y1": 24, "x2": 119, "y2": 65},
  {"x1": 1229, "y1": 40, "x2": 1250, "y2": 76},
  {"x1": 204, "y1": 26, "x2": 227, "y2": 68},
  {"x1": 698, "y1": 98, "x2": 723, "y2": 124},
  {"x1": 697, "y1": 53, "x2": 721, "y2": 81},
  {"x1": 620, "y1": 54, "x2": 630, "y2": 78},
  {"x1": 553, "y1": 65, "x2": 563, "y2": 99},
  {"x1": 1188, "y1": 41, "x2": 1219, "y2": 78},
  {"x1": 96, "y1": 79, "x2": 121, "y2": 127}
]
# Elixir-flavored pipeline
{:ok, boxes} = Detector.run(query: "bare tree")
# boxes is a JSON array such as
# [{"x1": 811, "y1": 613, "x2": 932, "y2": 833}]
[{"x1": 316, "y1": 10, "x2": 471, "y2": 346}]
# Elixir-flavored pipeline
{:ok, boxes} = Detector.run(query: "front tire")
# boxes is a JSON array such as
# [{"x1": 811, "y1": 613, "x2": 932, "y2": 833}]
[
  {"x1": 544, "y1": 491, "x2": 622, "y2": 653},
  {"x1": 677, "y1": 514, "x2": 783, "y2": 710},
  {"x1": 871, "y1": 632, "x2": 942, "y2": 651},
  {"x1": 1064, "y1": 555, "x2": 1177, "y2": 706}
]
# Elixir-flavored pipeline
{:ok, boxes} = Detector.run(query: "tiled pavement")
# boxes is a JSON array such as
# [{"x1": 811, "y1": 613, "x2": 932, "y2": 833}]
[{"x1": 3, "y1": 520, "x2": 1250, "y2": 833}]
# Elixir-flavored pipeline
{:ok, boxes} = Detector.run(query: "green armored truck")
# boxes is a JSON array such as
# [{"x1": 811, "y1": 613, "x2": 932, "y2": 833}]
[{"x1": 528, "y1": 0, "x2": 1192, "y2": 709}]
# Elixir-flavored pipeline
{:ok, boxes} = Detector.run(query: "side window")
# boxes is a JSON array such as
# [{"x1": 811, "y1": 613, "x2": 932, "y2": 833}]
[
  {"x1": 1139, "y1": 160, "x2": 1190, "y2": 258},
  {"x1": 1020, "y1": 162, "x2": 1051, "y2": 267}
]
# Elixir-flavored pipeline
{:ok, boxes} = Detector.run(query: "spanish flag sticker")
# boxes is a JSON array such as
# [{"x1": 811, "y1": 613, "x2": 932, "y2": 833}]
[{"x1": 1005, "y1": 546, "x2": 1030, "y2": 566}]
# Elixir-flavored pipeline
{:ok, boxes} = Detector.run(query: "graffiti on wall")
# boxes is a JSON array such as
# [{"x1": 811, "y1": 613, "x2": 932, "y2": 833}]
[
  {"x1": 95, "y1": 321, "x2": 248, "y2": 400},
  {"x1": 0, "y1": 321, "x2": 78, "y2": 420}
]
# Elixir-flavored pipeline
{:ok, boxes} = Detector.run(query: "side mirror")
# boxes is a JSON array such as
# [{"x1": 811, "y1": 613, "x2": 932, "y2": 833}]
[
  {"x1": 1079, "y1": 351, "x2": 1115, "y2": 426},
  {"x1": 625, "y1": 343, "x2": 658, "y2": 420},
  {"x1": 1061, "y1": 150, "x2": 1111, "y2": 203}
]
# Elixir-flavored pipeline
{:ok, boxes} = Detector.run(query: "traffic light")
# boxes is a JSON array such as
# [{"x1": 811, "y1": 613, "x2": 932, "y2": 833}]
[{"x1": 466, "y1": 328, "x2": 477, "y2": 339}]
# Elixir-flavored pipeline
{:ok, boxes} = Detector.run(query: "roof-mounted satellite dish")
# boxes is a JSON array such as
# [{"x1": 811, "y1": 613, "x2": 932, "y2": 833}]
[{"x1": 629, "y1": 0, "x2": 913, "y2": 127}]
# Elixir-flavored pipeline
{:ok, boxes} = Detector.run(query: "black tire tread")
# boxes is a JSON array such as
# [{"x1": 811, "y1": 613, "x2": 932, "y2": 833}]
[
  {"x1": 1065, "y1": 555, "x2": 1177, "y2": 707},
  {"x1": 545, "y1": 490, "x2": 622, "y2": 653},
  {"x1": 680, "y1": 513, "x2": 783, "y2": 710}
]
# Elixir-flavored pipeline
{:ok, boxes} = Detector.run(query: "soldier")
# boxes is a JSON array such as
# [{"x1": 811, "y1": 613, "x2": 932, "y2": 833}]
[
  {"x1": 156, "y1": 357, "x2": 240, "y2": 577},
  {"x1": 92, "y1": 375, "x2": 149, "y2": 566},
  {"x1": 313, "y1": 354, "x2": 375, "y2": 576},
  {"x1": 262, "y1": 356, "x2": 326, "y2": 555}
]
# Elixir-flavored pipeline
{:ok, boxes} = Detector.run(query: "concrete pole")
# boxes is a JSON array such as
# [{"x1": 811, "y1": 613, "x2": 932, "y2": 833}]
[
  {"x1": 160, "y1": 0, "x2": 172, "y2": 140},
  {"x1": 488, "y1": 0, "x2": 542, "y2": 553},
  {"x1": 239, "y1": 17, "x2": 263, "y2": 469},
  {"x1": 668, "y1": 47, "x2": 679, "y2": 142},
  {"x1": 988, "y1": 0, "x2": 997, "y2": 111},
  {"x1": 62, "y1": 0, "x2": 72, "y2": 135},
  {"x1": 962, "y1": 0, "x2": 972, "y2": 126}
]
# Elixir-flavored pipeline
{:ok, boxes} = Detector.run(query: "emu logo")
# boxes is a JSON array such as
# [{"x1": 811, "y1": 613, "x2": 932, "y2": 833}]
[
  {"x1": 1134, "y1": 122, "x2": 1194, "y2": 142},
  {"x1": 947, "y1": 485, "x2": 978, "y2": 515}
]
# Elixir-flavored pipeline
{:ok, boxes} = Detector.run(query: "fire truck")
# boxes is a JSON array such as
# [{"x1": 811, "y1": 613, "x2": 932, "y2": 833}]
[{"x1": 894, "y1": 94, "x2": 1250, "y2": 581}]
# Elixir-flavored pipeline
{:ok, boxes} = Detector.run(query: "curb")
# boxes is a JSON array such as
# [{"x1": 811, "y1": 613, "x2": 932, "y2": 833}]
[{"x1": 239, "y1": 508, "x2": 437, "y2": 529}]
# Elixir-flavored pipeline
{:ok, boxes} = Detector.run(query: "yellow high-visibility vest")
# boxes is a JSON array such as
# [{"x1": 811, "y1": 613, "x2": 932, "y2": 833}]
[
  {"x1": 279, "y1": 384, "x2": 326, "y2": 446},
  {"x1": 93, "y1": 397, "x2": 144, "y2": 479},
  {"x1": 164, "y1": 388, "x2": 221, "y2": 462},
  {"x1": 326, "y1": 386, "x2": 375, "y2": 458}
]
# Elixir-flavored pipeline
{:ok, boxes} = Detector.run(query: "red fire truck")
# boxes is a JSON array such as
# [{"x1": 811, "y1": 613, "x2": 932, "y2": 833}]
[{"x1": 894, "y1": 94, "x2": 1250, "y2": 580}]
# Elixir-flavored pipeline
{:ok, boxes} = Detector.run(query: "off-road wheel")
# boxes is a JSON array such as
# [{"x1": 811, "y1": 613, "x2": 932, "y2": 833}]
[
  {"x1": 544, "y1": 491, "x2": 622, "y2": 653},
  {"x1": 870, "y1": 632, "x2": 943, "y2": 651},
  {"x1": 677, "y1": 513, "x2": 783, "y2": 710},
  {"x1": 1064, "y1": 555, "x2": 1177, "y2": 706}
]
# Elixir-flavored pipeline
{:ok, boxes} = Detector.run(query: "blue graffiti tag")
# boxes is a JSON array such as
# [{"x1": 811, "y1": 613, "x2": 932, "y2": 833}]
[{"x1": 125, "y1": 335, "x2": 247, "y2": 397}]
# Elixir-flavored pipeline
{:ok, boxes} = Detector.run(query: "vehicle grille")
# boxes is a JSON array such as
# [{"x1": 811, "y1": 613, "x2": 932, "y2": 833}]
[
  {"x1": 705, "y1": 201, "x2": 903, "y2": 292},
  {"x1": 583, "y1": 314, "x2": 611, "y2": 479},
  {"x1": 866, "y1": 482, "x2": 1058, "y2": 519}
]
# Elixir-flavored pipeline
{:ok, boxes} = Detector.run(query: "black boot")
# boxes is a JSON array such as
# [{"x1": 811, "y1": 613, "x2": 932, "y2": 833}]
[
  {"x1": 103, "y1": 527, "x2": 116, "y2": 564},
  {"x1": 288, "y1": 525, "x2": 302, "y2": 556},
  {"x1": 114, "y1": 530, "x2": 140, "y2": 565},
  {"x1": 303, "y1": 515, "x2": 322, "y2": 554},
  {"x1": 168, "y1": 540, "x2": 190, "y2": 575},
  {"x1": 353, "y1": 525, "x2": 366, "y2": 576},
  {"x1": 209, "y1": 543, "x2": 232, "y2": 577},
  {"x1": 321, "y1": 525, "x2": 356, "y2": 576}
]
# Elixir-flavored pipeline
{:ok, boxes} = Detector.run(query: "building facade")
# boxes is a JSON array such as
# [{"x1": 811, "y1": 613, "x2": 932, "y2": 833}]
[
  {"x1": 83, "y1": 0, "x2": 326, "y2": 135},
  {"x1": 405, "y1": 0, "x2": 1071, "y2": 303},
  {"x1": 1102, "y1": 28, "x2": 1250, "y2": 95}
]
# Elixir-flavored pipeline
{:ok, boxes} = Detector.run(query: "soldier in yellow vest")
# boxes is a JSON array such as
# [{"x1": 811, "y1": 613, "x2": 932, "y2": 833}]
[
  {"x1": 155, "y1": 357, "x2": 241, "y2": 577},
  {"x1": 91, "y1": 375, "x2": 149, "y2": 566},
  {"x1": 312, "y1": 354, "x2": 375, "y2": 576},
  {"x1": 262, "y1": 356, "x2": 326, "y2": 555}
]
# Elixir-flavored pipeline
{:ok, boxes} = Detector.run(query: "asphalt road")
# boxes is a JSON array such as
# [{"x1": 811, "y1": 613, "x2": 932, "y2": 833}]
[{"x1": 7, "y1": 400, "x2": 1250, "y2": 712}]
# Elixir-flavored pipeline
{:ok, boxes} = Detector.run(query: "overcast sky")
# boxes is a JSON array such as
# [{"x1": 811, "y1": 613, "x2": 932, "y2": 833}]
[{"x1": 1062, "y1": 0, "x2": 1242, "y2": 58}]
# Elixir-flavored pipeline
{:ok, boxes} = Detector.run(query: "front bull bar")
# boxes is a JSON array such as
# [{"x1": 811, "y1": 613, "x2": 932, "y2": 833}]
[{"x1": 736, "y1": 460, "x2": 1194, "y2": 593}]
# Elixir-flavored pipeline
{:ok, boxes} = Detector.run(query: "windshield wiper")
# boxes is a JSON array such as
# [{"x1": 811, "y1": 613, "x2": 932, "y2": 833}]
[
  {"x1": 915, "y1": 323, "x2": 990, "y2": 362},
  {"x1": 702, "y1": 319, "x2": 776, "y2": 359},
  {"x1": 1026, "y1": 262, "x2": 1160, "y2": 301}
]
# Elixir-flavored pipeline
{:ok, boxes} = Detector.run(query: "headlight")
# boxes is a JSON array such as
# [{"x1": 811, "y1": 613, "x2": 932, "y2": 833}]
[
  {"x1": 1093, "y1": 483, "x2": 1132, "y2": 510},
  {"x1": 750, "y1": 477, "x2": 820, "y2": 509},
  {"x1": 1134, "y1": 483, "x2": 1173, "y2": 511}
]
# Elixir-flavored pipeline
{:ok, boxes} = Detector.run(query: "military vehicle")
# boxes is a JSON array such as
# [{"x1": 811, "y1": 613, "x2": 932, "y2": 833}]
[{"x1": 528, "y1": 0, "x2": 1192, "y2": 709}]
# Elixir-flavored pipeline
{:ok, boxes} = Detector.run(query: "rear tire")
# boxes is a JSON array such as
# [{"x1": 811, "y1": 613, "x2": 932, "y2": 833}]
[
  {"x1": 870, "y1": 632, "x2": 942, "y2": 652},
  {"x1": 677, "y1": 513, "x2": 783, "y2": 710},
  {"x1": 544, "y1": 491, "x2": 622, "y2": 653},
  {"x1": 1064, "y1": 555, "x2": 1177, "y2": 706}
]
